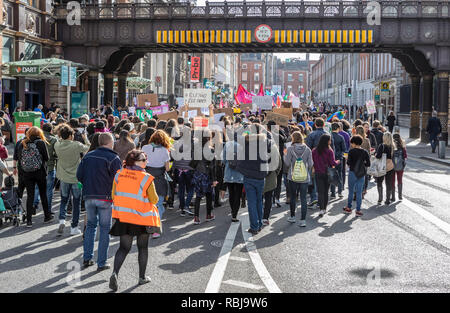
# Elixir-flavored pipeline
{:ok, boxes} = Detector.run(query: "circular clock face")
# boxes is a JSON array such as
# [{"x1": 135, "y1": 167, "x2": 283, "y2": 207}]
[{"x1": 255, "y1": 24, "x2": 273, "y2": 43}]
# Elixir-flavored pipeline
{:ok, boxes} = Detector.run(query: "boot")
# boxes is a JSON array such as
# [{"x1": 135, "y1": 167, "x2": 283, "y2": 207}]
[
  {"x1": 398, "y1": 184, "x2": 403, "y2": 200},
  {"x1": 385, "y1": 188, "x2": 391, "y2": 205},
  {"x1": 377, "y1": 186, "x2": 383, "y2": 205},
  {"x1": 391, "y1": 185, "x2": 396, "y2": 202}
]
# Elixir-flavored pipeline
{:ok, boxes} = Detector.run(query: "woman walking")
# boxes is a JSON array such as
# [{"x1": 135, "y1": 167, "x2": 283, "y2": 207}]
[
  {"x1": 375, "y1": 132, "x2": 396, "y2": 205},
  {"x1": 109, "y1": 150, "x2": 161, "y2": 292},
  {"x1": 284, "y1": 131, "x2": 313, "y2": 227},
  {"x1": 113, "y1": 130, "x2": 136, "y2": 162},
  {"x1": 391, "y1": 131, "x2": 407, "y2": 201},
  {"x1": 312, "y1": 134, "x2": 340, "y2": 217},
  {"x1": 355, "y1": 125, "x2": 371, "y2": 198}
]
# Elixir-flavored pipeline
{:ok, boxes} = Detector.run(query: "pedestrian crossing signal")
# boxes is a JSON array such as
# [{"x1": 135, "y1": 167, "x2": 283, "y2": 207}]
[{"x1": 347, "y1": 88, "x2": 352, "y2": 97}]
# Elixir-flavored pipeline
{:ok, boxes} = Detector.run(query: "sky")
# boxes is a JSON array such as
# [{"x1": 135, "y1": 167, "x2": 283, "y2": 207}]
[{"x1": 275, "y1": 53, "x2": 321, "y2": 61}]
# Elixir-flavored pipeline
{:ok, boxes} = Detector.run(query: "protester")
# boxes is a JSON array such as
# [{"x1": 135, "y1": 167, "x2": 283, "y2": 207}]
[
  {"x1": 392, "y1": 132, "x2": 407, "y2": 201},
  {"x1": 375, "y1": 132, "x2": 395, "y2": 205},
  {"x1": 114, "y1": 130, "x2": 136, "y2": 162},
  {"x1": 330, "y1": 122, "x2": 346, "y2": 199},
  {"x1": 426, "y1": 111, "x2": 442, "y2": 153},
  {"x1": 387, "y1": 111, "x2": 396, "y2": 133}
]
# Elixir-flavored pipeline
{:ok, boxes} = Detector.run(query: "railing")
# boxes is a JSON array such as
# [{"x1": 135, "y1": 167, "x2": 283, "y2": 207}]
[{"x1": 55, "y1": 0, "x2": 450, "y2": 20}]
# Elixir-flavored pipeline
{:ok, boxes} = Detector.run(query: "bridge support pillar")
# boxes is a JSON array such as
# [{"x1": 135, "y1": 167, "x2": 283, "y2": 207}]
[
  {"x1": 88, "y1": 71, "x2": 99, "y2": 109},
  {"x1": 409, "y1": 74, "x2": 421, "y2": 139},
  {"x1": 437, "y1": 72, "x2": 449, "y2": 145},
  {"x1": 104, "y1": 72, "x2": 114, "y2": 106},
  {"x1": 117, "y1": 73, "x2": 127, "y2": 108},
  {"x1": 420, "y1": 73, "x2": 434, "y2": 143}
]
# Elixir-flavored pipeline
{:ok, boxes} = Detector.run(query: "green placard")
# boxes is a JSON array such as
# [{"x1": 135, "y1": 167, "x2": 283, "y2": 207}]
[
  {"x1": 137, "y1": 109, "x2": 153, "y2": 121},
  {"x1": 10, "y1": 65, "x2": 40, "y2": 76},
  {"x1": 374, "y1": 94, "x2": 380, "y2": 101}
]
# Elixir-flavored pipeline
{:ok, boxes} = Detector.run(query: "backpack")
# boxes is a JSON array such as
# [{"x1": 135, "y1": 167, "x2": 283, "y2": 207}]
[
  {"x1": 393, "y1": 148, "x2": 406, "y2": 171},
  {"x1": 353, "y1": 154, "x2": 367, "y2": 178},
  {"x1": 20, "y1": 142, "x2": 43, "y2": 172},
  {"x1": 2, "y1": 188, "x2": 19, "y2": 210},
  {"x1": 291, "y1": 149, "x2": 308, "y2": 183},
  {"x1": 227, "y1": 143, "x2": 239, "y2": 170}
]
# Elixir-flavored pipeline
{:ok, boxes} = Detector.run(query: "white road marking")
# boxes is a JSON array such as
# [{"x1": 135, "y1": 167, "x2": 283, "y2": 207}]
[
  {"x1": 222, "y1": 280, "x2": 265, "y2": 290},
  {"x1": 240, "y1": 212, "x2": 282, "y2": 293},
  {"x1": 205, "y1": 221, "x2": 241, "y2": 293},
  {"x1": 401, "y1": 198, "x2": 450, "y2": 235},
  {"x1": 229, "y1": 256, "x2": 249, "y2": 262}
]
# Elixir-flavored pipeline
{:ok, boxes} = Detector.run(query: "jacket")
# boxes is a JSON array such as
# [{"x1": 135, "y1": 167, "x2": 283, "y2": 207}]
[
  {"x1": 284, "y1": 143, "x2": 313, "y2": 182},
  {"x1": 264, "y1": 151, "x2": 282, "y2": 193},
  {"x1": 44, "y1": 131, "x2": 57, "y2": 172},
  {"x1": 54, "y1": 139, "x2": 90, "y2": 184},
  {"x1": 426, "y1": 117, "x2": 442, "y2": 139},
  {"x1": 236, "y1": 133, "x2": 270, "y2": 180},
  {"x1": 371, "y1": 128, "x2": 384, "y2": 148},
  {"x1": 306, "y1": 128, "x2": 335, "y2": 152},
  {"x1": 113, "y1": 139, "x2": 135, "y2": 162},
  {"x1": 76, "y1": 147, "x2": 122, "y2": 200},
  {"x1": 16, "y1": 136, "x2": 49, "y2": 176},
  {"x1": 331, "y1": 132, "x2": 346, "y2": 160},
  {"x1": 189, "y1": 141, "x2": 217, "y2": 181},
  {"x1": 223, "y1": 140, "x2": 244, "y2": 184},
  {"x1": 312, "y1": 148, "x2": 338, "y2": 175}
]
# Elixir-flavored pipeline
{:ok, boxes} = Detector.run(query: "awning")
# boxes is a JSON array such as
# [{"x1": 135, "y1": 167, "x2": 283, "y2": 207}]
[{"x1": 1, "y1": 58, "x2": 92, "y2": 80}]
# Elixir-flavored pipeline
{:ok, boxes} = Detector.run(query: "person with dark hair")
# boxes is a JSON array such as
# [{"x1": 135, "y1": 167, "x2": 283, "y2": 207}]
[
  {"x1": 156, "y1": 120, "x2": 167, "y2": 130},
  {"x1": 177, "y1": 117, "x2": 184, "y2": 126},
  {"x1": 371, "y1": 120, "x2": 384, "y2": 149},
  {"x1": 114, "y1": 119, "x2": 128, "y2": 136},
  {"x1": 391, "y1": 133, "x2": 407, "y2": 201},
  {"x1": 113, "y1": 130, "x2": 136, "y2": 162},
  {"x1": 343, "y1": 135, "x2": 370, "y2": 217},
  {"x1": 386, "y1": 111, "x2": 396, "y2": 134},
  {"x1": 139, "y1": 127, "x2": 156, "y2": 149},
  {"x1": 108, "y1": 149, "x2": 161, "y2": 292},
  {"x1": 88, "y1": 132, "x2": 101, "y2": 152},
  {"x1": 312, "y1": 134, "x2": 340, "y2": 217},
  {"x1": 426, "y1": 111, "x2": 442, "y2": 153},
  {"x1": 147, "y1": 119, "x2": 157, "y2": 128},
  {"x1": 54, "y1": 125, "x2": 90, "y2": 235},
  {"x1": 330, "y1": 122, "x2": 346, "y2": 199},
  {"x1": 95, "y1": 121, "x2": 107, "y2": 133}
]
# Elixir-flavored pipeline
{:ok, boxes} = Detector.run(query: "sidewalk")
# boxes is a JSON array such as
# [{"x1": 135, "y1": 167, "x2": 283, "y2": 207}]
[{"x1": 399, "y1": 127, "x2": 450, "y2": 167}]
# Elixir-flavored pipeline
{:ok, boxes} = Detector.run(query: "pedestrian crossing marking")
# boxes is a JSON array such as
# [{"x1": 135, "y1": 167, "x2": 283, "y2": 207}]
[
  {"x1": 222, "y1": 280, "x2": 265, "y2": 290},
  {"x1": 229, "y1": 256, "x2": 249, "y2": 262}
]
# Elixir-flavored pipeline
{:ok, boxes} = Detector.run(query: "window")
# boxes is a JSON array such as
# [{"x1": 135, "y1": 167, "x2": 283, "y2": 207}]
[
  {"x1": 23, "y1": 41, "x2": 41, "y2": 60},
  {"x1": 287, "y1": 85, "x2": 292, "y2": 92},
  {"x1": 2, "y1": 36, "x2": 14, "y2": 63},
  {"x1": 254, "y1": 84, "x2": 260, "y2": 93},
  {"x1": 254, "y1": 63, "x2": 260, "y2": 70},
  {"x1": 242, "y1": 72, "x2": 247, "y2": 81},
  {"x1": 254, "y1": 72, "x2": 259, "y2": 82},
  {"x1": 299, "y1": 73, "x2": 304, "y2": 82},
  {"x1": 5, "y1": 6, "x2": 13, "y2": 26},
  {"x1": 287, "y1": 73, "x2": 293, "y2": 81},
  {"x1": 35, "y1": 15, "x2": 41, "y2": 34},
  {"x1": 242, "y1": 63, "x2": 247, "y2": 69}
]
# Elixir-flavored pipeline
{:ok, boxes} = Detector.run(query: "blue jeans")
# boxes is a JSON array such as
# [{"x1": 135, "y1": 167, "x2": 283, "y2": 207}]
[
  {"x1": 347, "y1": 171, "x2": 365, "y2": 211},
  {"x1": 309, "y1": 169, "x2": 317, "y2": 202},
  {"x1": 59, "y1": 182, "x2": 81, "y2": 228},
  {"x1": 430, "y1": 136, "x2": 439, "y2": 152},
  {"x1": 33, "y1": 169, "x2": 56, "y2": 212},
  {"x1": 83, "y1": 199, "x2": 112, "y2": 267},
  {"x1": 288, "y1": 180, "x2": 309, "y2": 220},
  {"x1": 330, "y1": 162, "x2": 343, "y2": 196},
  {"x1": 177, "y1": 169, "x2": 194, "y2": 210},
  {"x1": 243, "y1": 177, "x2": 264, "y2": 231},
  {"x1": 156, "y1": 197, "x2": 165, "y2": 218}
]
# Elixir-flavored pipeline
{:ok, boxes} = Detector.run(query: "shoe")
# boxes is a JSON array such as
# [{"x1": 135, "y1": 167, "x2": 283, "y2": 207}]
[
  {"x1": 355, "y1": 211, "x2": 363, "y2": 217},
  {"x1": 66, "y1": 209, "x2": 72, "y2": 216},
  {"x1": 319, "y1": 209, "x2": 325, "y2": 217},
  {"x1": 308, "y1": 200, "x2": 318, "y2": 207},
  {"x1": 97, "y1": 263, "x2": 111, "y2": 271},
  {"x1": 338, "y1": 193, "x2": 344, "y2": 198},
  {"x1": 214, "y1": 201, "x2": 222, "y2": 208},
  {"x1": 247, "y1": 228, "x2": 258, "y2": 235},
  {"x1": 58, "y1": 220, "x2": 65, "y2": 234},
  {"x1": 184, "y1": 208, "x2": 194, "y2": 216},
  {"x1": 26, "y1": 221, "x2": 32, "y2": 228},
  {"x1": 189, "y1": 203, "x2": 195, "y2": 208},
  {"x1": 109, "y1": 273, "x2": 118, "y2": 292},
  {"x1": 275, "y1": 199, "x2": 281, "y2": 207},
  {"x1": 384, "y1": 201, "x2": 390, "y2": 205},
  {"x1": 287, "y1": 216, "x2": 296, "y2": 223},
  {"x1": 70, "y1": 227, "x2": 82, "y2": 236},
  {"x1": 83, "y1": 260, "x2": 94, "y2": 268},
  {"x1": 343, "y1": 207, "x2": 352, "y2": 214},
  {"x1": 43, "y1": 215, "x2": 54, "y2": 224},
  {"x1": 152, "y1": 233, "x2": 161, "y2": 239},
  {"x1": 231, "y1": 217, "x2": 239, "y2": 222},
  {"x1": 180, "y1": 210, "x2": 186, "y2": 217},
  {"x1": 262, "y1": 219, "x2": 270, "y2": 226},
  {"x1": 330, "y1": 195, "x2": 336, "y2": 200},
  {"x1": 432, "y1": 150, "x2": 436, "y2": 153},
  {"x1": 80, "y1": 207, "x2": 86, "y2": 212},
  {"x1": 32, "y1": 205, "x2": 37, "y2": 216},
  {"x1": 377, "y1": 201, "x2": 382, "y2": 205},
  {"x1": 193, "y1": 217, "x2": 200, "y2": 225},
  {"x1": 257, "y1": 228, "x2": 262, "y2": 232},
  {"x1": 298, "y1": 220, "x2": 306, "y2": 227},
  {"x1": 139, "y1": 276, "x2": 151, "y2": 285},
  {"x1": 205, "y1": 214, "x2": 215, "y2": 222}
]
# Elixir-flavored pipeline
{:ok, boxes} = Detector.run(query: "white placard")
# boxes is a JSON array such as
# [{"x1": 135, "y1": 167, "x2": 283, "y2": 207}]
[
  {"x1": 128, "y1": 106, "x2": 136, "y2": 115},
  {"x1": 176, "y1": 97, "x2": 184, "y2": 107},
  {"x1": 187, "y1": 110, "x2": 198, "y2": 118},
  {"x1": 214, "y1": 113, "x2": 226, "y2": 123},
  {"x1": 183, "y1": 89, "x2": 212, "y2": 108},
  {"x1": 366, "y1": 100, "x2": 376, "y2": 115},
  {"x1": 252, "y1": 96, "x2": 273, "y2": 110},
  {"x1": 292, "y1": 96, "x2": 300, "y2": 109}
]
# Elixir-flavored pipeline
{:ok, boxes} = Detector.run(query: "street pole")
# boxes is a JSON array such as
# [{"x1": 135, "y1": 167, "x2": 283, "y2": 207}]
[{"x1": 67, "y1": 62, "x2": 71, "y2": 119}]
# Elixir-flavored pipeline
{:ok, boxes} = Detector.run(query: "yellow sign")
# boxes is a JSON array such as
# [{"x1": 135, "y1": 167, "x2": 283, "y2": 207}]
[{"x1": 381, "y1": 82, "x2": 390, "y2": 91}]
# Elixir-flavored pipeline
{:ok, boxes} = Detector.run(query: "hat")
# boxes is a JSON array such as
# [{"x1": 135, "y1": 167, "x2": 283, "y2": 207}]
[{"x1": 80, "y1": 114, "x2": 89, "y2": 121}]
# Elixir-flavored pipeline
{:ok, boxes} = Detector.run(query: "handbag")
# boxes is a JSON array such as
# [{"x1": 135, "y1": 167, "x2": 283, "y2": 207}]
[
  {"x1": 367, "y1": 154, "x2": 387, "y2": 177},
  {"x1": 386, "y1": 158, "x2": 394, "y2": 172},
  {"x1": 327, "y1": 166, "x2": 339, "y2": 185}
]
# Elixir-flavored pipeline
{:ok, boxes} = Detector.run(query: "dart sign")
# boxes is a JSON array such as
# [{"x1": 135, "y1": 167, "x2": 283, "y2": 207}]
[{"x1": 10, "y1": 65, "x2": 40, "y2": 76}]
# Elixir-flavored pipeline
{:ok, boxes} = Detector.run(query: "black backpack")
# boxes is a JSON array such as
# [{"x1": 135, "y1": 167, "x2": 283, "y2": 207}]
[
  {"x1": 353, "y1": 156, "x2": 367, "y2": 178},
  {"x1": 20, "y1": 142, "x2": 43, "y2": 172}
]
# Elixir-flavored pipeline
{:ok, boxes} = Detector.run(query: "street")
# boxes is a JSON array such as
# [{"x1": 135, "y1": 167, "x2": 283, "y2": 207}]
[{"x1": 1, "y1": 146, "x2": 449, "y2": 293}]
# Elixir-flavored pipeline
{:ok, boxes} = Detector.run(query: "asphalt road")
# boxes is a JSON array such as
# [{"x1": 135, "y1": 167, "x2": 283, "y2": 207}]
[{"x1": 0, "y1": 155, "x2": 449, "y2": 293}]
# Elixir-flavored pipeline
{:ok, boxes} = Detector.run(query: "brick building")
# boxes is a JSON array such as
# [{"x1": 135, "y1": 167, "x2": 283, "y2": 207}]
[{"x1": 238, "y1": 53, "x2": 266, "y2": 94}]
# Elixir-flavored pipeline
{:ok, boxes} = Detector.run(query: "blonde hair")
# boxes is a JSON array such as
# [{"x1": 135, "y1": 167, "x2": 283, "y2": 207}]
[
  {"x1": 383, "y1": 132, "x2": 395, "y2": 156},
  {"x1": 291, "y1": 131, "x2": 304, "y2": 144},
  {"x1": 355, "y1": 125, "x2": 366, "y2": 139}
]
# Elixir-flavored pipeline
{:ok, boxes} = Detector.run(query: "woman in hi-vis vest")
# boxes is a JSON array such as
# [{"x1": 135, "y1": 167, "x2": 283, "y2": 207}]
[{"x1": 109, "y1": 150, "x2": 161, "y2": 292}]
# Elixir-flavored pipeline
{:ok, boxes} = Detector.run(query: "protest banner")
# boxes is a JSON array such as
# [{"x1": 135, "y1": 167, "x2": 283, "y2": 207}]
[
  {"x1": 136, "y1": 109, "x2": 153, "y2": 121},
  {"x1": 150, "y1": 104, "x2": 169, "y2": 115},
  {"x1": 184, "y1": 89, "x2": 212, "y2": 108},
  {"x1": 128, "y1": 106, "x2": 136, "y2": 115},
  {"x1": 281, "y1": 101, "x2": 292, "y2": 108},
  {"x1": 366, "y1": 100, "x2": 376, "y2": 115},
  {"x1": 273, "y1": 107, "x2": 293, "y2": 118},
  {"x1": 157, "y1": 110, "x2": 178, "y2": 121},
  {"x1": 252, "y1": 96, "x2": 273, "y2": 110},
  {"x1": 213, "y1": 108, "x2": 233, "y2": 117},
  {"x1": 292, "y1": 97, "x2": 300, "y2": 109},
  {"x1": 193, "y1": 116, "x2": 209, "y2": 129},
  {"x1": 265, "y1": 112, "x2": 289, "y2": 127},
  {"x1": 137, "y1": 94, "x2": 159, "y2": 107}
]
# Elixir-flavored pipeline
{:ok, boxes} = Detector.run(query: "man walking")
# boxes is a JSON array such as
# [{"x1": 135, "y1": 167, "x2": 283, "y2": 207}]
[
  {"x1": 54, "y1": 125, "x2": 90, "y2": 236},
  {"x1": 330, "y1": 122, "x2": 346, "y2": 199},
  {"x1": 77, "y1": 133, "x2": 122, "y2": 271},
  {"x1": 426, "y1": 111, "x2": 442, "y2": 153}
]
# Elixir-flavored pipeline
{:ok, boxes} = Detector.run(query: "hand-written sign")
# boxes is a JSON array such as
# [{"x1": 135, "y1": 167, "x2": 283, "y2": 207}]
[
  {"x1": 157, "y1": 110, "x2": 178, "y2": 121},
  {"x1": 252, "y1": 96, "x2": 273, "y2": 110},
  {"x1": 265, "y1": 112, "x2": 289, "y2": 127},
  {"x1": 137, "y1": 94, "x2": 159, "y2": 107},
  {"x1": 366, "y1": 100, "x2": 376, "y2": 115},
  {"x1": 183, "y1": 89, "x2": 212, "y2": 108},
  {"x1": 273, "y1": 108, "x2": 293, "y2": 118},
  {"x1": 194, "y1": 117, "x2": 209, "y2": 129},
  {"x1": 213, "y1": 108, "x2": 233, "y2": 117},
  {"x1": 292, "y1": 97, "x2": 300, "y2": 109}
]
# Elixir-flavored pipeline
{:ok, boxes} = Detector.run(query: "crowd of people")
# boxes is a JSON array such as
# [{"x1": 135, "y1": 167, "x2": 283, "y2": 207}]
[{"x1": 0, "y1": 102, "x2": 418, "y2": 291}]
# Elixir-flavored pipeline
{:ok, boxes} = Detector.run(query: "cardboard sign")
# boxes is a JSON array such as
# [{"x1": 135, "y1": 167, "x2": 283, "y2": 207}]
[
  {"x1": 137, "y1": 94, "x2": 159, "y2": 107},
  {"x1": 157, "y1": 110, "x2": 178, "y2": 121},
  {"x1": 265, "y1": 112, "x2": 289, "y2": 127},
  {"x1": 193, "y1": 117, "x2": 209, "y2": 129},
  {"x1": 240, "y1": 103, "x2": 256, "y2": 112},
  {"x1": 292, "y1": 97, "x2": 300, "y2": 109},
  {"x1": 184, "y1": 89, "x2": 211, "y2": 108},
  {"x1": 128, "y1": 106, "x2": 136, "y2": 115},
  {"x1": 214, "y1": 108, "x2": 233, "y2": 117},
  {"x1": 252, "y1": 96, "x2": 273, "y2": 110},
  {"x1": 136, "y1": 109, "x2": 153, "y2": 121},
  {"x1": 281, "y1": 101, "x2": 292, "y2": 108},
  {"x1": 273, "y1": 107, "x2": 293, "y2": 118}
]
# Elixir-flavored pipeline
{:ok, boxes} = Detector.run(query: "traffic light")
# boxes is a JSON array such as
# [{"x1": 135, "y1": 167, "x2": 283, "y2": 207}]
[
  {"x1": 347, "y1": 87, "x2": 352, "y2": 97},
  {"x1": 187, "y1": 56, "x2": 191, "y2": 66}
]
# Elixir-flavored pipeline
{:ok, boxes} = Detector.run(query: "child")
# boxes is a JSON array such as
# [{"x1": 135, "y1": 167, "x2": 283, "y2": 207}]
[{"x1": 1, "y1": 176, "x2": 22, "y2": 224}]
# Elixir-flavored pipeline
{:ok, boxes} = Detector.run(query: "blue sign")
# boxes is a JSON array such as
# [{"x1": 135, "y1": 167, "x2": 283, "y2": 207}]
[
  {"x1": 61, "y1": 66, "x2": 77, "y2": 87},
  {"x1": 70, "y1": 67, "x2": 77, "y2": 87}
]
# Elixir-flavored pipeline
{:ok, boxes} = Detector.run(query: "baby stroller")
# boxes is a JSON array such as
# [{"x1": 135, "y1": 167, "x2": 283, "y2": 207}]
[{"x1": 0, "y1": 176, "x2": 22, "y2": 227}]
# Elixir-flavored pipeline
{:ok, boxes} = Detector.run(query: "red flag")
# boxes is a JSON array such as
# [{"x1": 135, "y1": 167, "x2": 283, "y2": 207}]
[
  {"x1": 220, "y1": 99, "x2": 224, "y2": 108},
  {"x1": 236, "y1": 84, "x2": 253, "y2": 104},
  {"x1": 257, "y1": 84, "x2": 264, "y2": 96},
  {"x1": 276, "y1": 95, "x2": 281, "y2": 108}
]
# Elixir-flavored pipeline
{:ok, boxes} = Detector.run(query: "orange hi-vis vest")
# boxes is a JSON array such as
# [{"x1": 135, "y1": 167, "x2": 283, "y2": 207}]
[{"x1": 112, "y1": 168, "x2": 161, "y2": 227}]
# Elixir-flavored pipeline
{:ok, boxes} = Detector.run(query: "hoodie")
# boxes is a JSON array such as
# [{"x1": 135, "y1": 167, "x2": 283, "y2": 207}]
[
  {"x1": 283, "y1": 143, "x2": 313, "y2": 183},
  {"x1": 236, "y1": 133, "x2": 270, "y2": 180}
]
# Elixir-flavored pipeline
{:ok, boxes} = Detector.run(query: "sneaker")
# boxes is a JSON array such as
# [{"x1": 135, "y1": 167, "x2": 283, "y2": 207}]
[
  {"x1": 298, "y1": 220, "x2": 306, "y2": 227},
  {"x1": 57, "y1": 220, "x2": 65, "y2": 234},
  {"x1": 97, "y1": 263, "x2": 111, "y2": 271},
  {"x1": 180, "y1": 210, "x2": 186, "y2": 217},
  {"x1": 287, "y1": 216, "x2": 296, "y2": 223},
  {"x1": 275, "y1": 199, "x2": 281, "y2": 208},
  {"x1": 83, "y1": 259, "x2": 94, "y2": 268},
  {"x1": 193, "y1": 217, "x2": 200, "y2": 225},
  {"x1": 330, "y1": 194, "x2": 336, "y2": 200},
  {"x1": 231, "y1": 217, "x2": 239, "y2": 223},
  {"x1": 308, "y1": 200, "x2": 318, "y2": 207},
  {"x1": 319, "y1": 209, "x2": 325, "y2": 217},
  {"x1": 184, "y1": 208, "x2": 194, "y2": 216},
  {"x1": 26, "y1": 221, "x2": 32, "y2": 228},
  {"x1": 66, "y1": 209, "x2": 72, "y2": 216},
  {"x1": 139, "y1": 276, "x2": 151, "y2": 285},
  {"x1": 152, "y1": 233, "x2": 161, "y2": 239},
  {"x1": 205, "y1": 214, "x2": 215, "y2": 222},
  {"x1": 338, "y1": 193, "x2": 344, "y2": 198},
  {"x1": 247, "y1": 228, "x2": 258, "y2": 235},
  {"x1": 109, "y1": 273, "x2": 118, "y2": 292},
  {"x1": 343, "y1": 207, "x2": 352, "y2": 214},
  {"x1": 43, "y1": 215, "x2": 54, "y2": 224},
  {"x1": 70, "y1": 227, "x2": 82, "y2": 236},
  {"x1": 355, "y1": 211, "x2": 363, "y2": 217},
  {"x1": 262, "y1": 219, "x2": 270, "y2": 226}
]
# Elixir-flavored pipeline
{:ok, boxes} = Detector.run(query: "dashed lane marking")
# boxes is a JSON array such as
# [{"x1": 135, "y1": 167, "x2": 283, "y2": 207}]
[
  {"x1": 229, "y1": 256, "x2": 249, "y2": 262},
  {"x1": 222, "y1": 280, "x2": 265, "y2": 290}
]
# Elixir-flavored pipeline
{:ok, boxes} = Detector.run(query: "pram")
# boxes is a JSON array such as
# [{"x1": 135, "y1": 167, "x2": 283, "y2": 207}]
[{"x1": 0, "y1": 176, "x2": 23, "y2": 227}]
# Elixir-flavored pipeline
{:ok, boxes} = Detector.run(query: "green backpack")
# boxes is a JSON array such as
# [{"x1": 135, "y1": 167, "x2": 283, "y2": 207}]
[{"x1": 291, "y1": 149, "x2": 308, "y2": 182}]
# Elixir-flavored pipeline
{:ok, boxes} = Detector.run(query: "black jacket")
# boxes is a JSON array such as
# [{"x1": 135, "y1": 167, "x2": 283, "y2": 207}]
[
  {"x1": 371, "y1": 128, "x2": 384, "y2": 148},
  {"x1": 16, "y1": 136, "x2": 49, "y2": 175},
  {"x1": 331, "y1": 132, "x2": 346, "y2": 160},
  {"x1": 236, "y1": 133, "x2": 270, "y2": 180}
]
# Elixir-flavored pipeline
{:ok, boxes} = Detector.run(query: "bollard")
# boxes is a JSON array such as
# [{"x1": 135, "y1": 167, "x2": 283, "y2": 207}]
[{"x1": 438, "y1": 136, "x2": 446, "y2": 159}]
